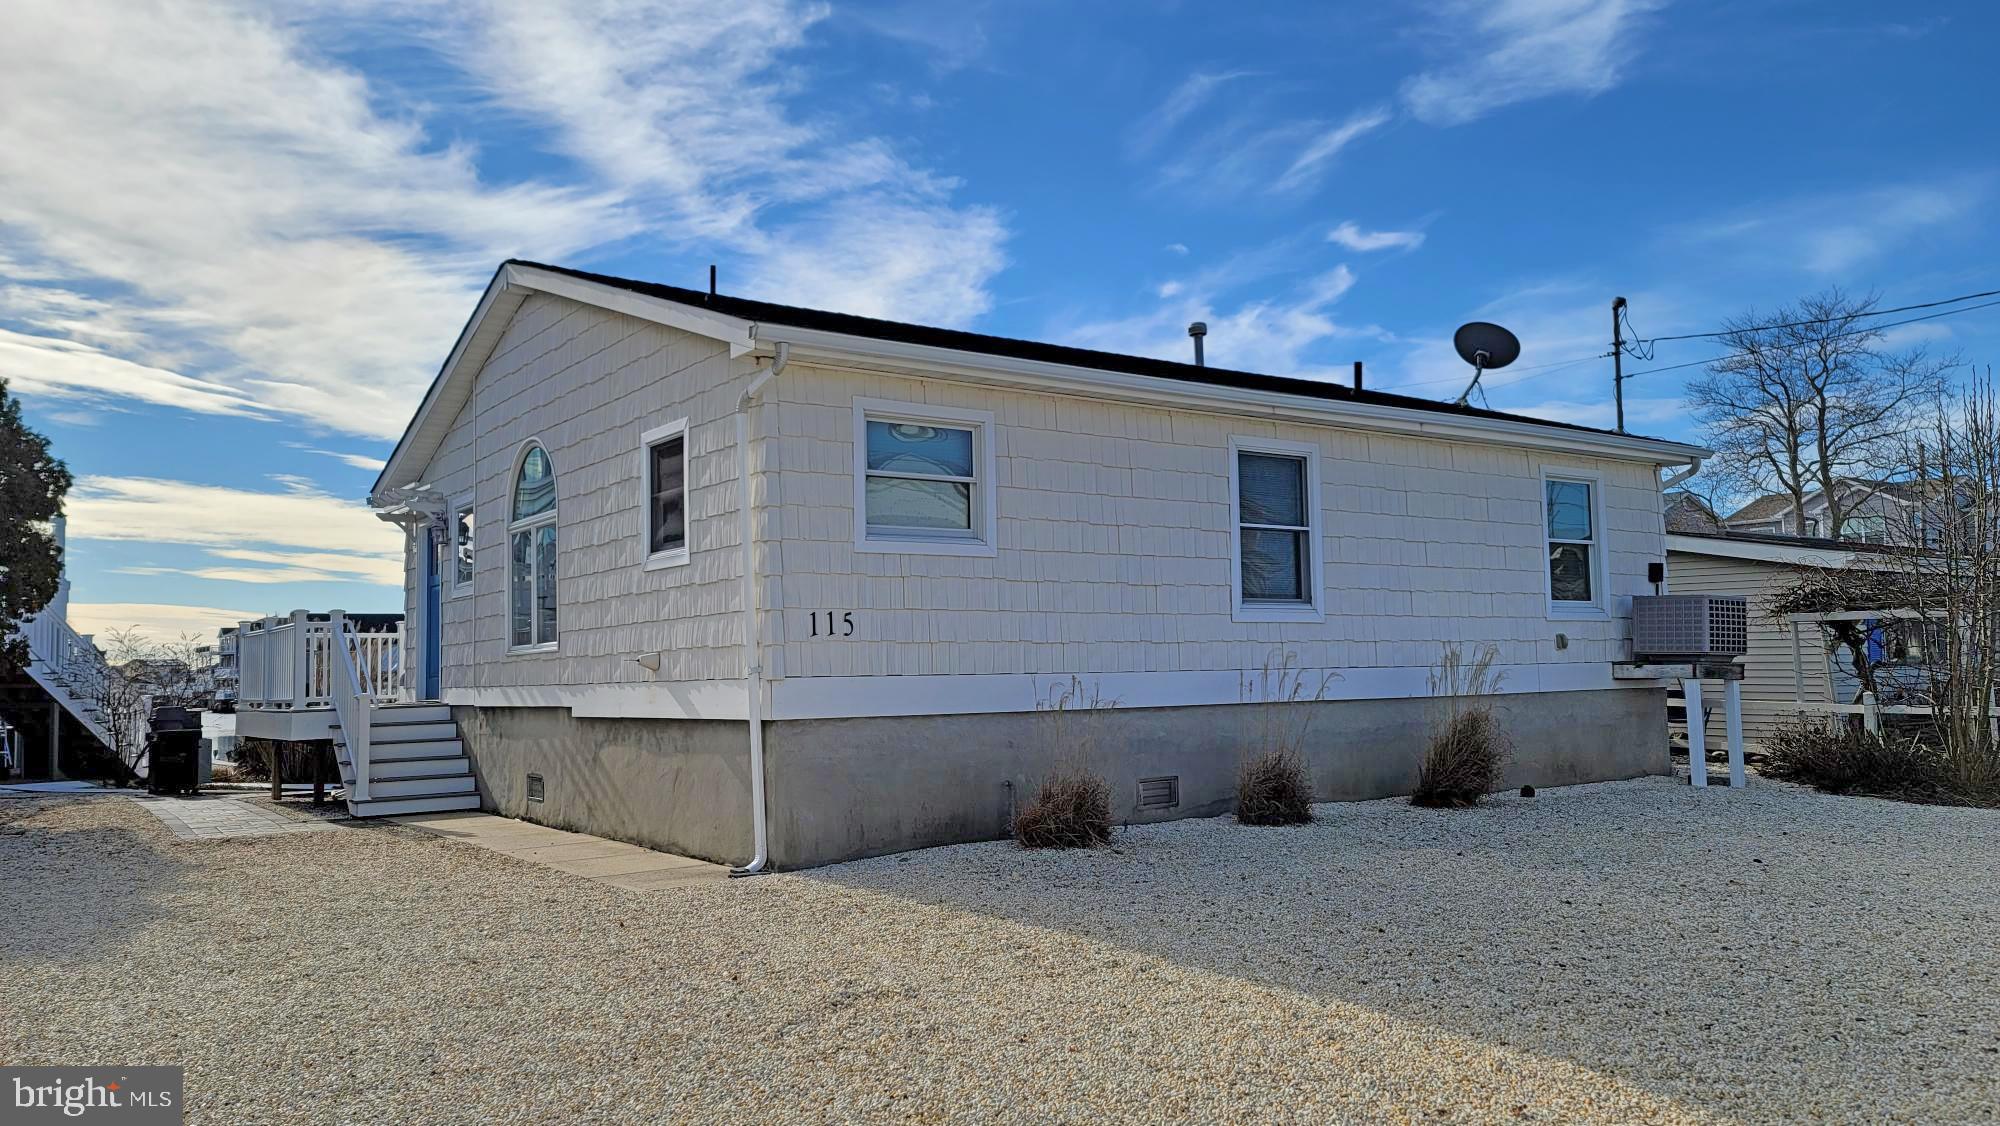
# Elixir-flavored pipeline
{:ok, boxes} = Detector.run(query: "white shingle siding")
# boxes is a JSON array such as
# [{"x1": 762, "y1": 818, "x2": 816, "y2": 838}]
[
  {"x1": 415, "y1": 294, "x2": 749, "y2": 691},
  {"x1": 405, "y1": 301, "x2": 1670, "y2": 710},
  {"x1": 771, "y1": 363, "x2": 1660, "y2": 684}
]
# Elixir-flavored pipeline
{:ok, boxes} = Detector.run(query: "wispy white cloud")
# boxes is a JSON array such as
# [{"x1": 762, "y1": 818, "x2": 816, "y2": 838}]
[
  {"x1": 0, "y1": 0, "x2": 1007, "y2": 434},
  {"x1": 283, "y1": 442, "x2": 390, "y2": 472},
  {"x1": 67, "y1": 602, "x2": 261, "y2": 643},
  {"x1": 1128, "y1": 69, "x2": 1260, "y2": 156},
  {"x1": 0, "y1": 328, "x2": 268, "y2": 419},
  {"x1": 1061, "y1": 265, "x2": 1364, "y2": 377},
  {"x1": 64, "y1": 476, "x2": 400, "y2": 584},
  {"x1": 1675, "y1": 177, "x2": 1990, "y2": 274},
  {"x1": 1274, "y1": 107, "x2": 1393, "y2": 192},
  {"x1": 1327, "y1": 221, "x2": 1427, "y2": 253},
  {"x1": 1401, "y1": 0, "x2": 1665, "y2": 126}
]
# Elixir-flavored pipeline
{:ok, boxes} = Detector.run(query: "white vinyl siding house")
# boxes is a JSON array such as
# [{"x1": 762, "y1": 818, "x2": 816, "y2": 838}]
[{"x1": 373, "y1": 260, "x2": 1707, "y2": 867}]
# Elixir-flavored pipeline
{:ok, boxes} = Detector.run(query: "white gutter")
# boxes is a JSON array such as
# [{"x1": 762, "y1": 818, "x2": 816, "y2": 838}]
[{"x1": 729, "y1": 342, "x2": 787, "y2": 876}]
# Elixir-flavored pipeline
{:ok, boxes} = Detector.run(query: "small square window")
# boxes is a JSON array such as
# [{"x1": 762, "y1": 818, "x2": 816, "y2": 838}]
[{"x1": 852, "y1": 399, "x2": 997, "y2": 557}]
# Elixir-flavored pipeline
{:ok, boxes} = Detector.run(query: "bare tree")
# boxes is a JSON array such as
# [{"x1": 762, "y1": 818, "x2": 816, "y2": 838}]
[
  {"x1": 84, "y1": 629, "x2": 217, "y2": 774},
  {"x1": 1688, "y1": 289, "x2": 1953, "y2": 539},
  {"x1": 1767, "y1": 372, "x2": 2000, "y2": 798},
  {"x1": 1900, "y1": 374, "x2": 2000, "y2": 795}
]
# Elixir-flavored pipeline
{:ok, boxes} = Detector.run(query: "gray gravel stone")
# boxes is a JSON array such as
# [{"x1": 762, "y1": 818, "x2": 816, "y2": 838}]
[{"x1": 2, "y1": 777, "x2": 1995, "y2": 1123}]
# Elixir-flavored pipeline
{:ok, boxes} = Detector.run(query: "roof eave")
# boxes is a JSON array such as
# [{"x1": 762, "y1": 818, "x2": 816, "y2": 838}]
[{"x1": 756, "y1": 323, "x2": 1711, "y2": 465}]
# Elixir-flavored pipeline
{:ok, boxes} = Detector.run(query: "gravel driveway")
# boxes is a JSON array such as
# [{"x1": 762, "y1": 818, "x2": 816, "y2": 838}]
[{"x1": 3, "y1": 777, "x2": 1997, "y2": 1123}]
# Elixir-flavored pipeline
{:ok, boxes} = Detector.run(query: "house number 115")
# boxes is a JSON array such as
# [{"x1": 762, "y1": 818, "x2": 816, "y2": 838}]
[{"x1": 809, "y1": 611, "x2": 855, "y2": 637}]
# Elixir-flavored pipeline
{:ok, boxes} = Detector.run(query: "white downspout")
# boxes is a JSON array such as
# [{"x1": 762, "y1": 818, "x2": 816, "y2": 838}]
[
  {"x1": 730, "y1": 341, "x2": 787, "y2": 877},
  {"x1": 1661, "y1": 457, "x2": 1703, "y2": 491}
]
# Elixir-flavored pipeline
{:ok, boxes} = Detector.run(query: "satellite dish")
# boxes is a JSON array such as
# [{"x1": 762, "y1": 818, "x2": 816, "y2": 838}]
[
  {"x1": 1451, "y1": 321, "x2": 1520, "y2": 406},
  {"x1": 1453, "y1": 322, "x2": 1520, "y2": 370}
]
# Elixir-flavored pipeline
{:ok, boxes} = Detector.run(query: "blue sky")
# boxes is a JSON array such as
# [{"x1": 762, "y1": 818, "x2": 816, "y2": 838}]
[{"x1": 2, "y1": 0, "x2": 1995, "y2": 640}]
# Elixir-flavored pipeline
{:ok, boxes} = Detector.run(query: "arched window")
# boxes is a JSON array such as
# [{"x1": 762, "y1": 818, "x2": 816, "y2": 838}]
[{"x1": 509, "y1": 444, "x2": 558, "y2": 649}]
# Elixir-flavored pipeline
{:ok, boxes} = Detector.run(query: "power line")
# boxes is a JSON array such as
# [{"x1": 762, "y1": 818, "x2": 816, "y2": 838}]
[
  {"x1": 1389, "y1": 281, "x2": 2000, "y2": 398},
  {"x1": 1619, "y1": 296, "x2": 2000, "y2": 381},
  {"x1": 1627, "y1": 285, "x2": 2000, "y2": 346}
]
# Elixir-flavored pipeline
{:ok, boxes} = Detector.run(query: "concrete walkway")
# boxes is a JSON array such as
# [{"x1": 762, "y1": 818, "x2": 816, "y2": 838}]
[
  {"x1": 388, "y1": 810, "x2": 728, "y2": 891},
  {"x1": 129, "y1": 792, "x2": 336, "y2": 840}
]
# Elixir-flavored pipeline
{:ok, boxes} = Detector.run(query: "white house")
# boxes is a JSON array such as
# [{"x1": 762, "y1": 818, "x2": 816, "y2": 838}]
[{"x1": 331, "y1": 260, "x2": 1711, "y2": 869}]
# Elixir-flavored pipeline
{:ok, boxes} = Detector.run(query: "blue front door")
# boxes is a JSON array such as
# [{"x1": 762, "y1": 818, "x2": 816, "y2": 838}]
[{"x1": 423, "y1": 528, "x2": 443, "y2": 700}]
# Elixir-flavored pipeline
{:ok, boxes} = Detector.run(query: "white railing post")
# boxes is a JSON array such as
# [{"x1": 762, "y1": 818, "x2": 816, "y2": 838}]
[
  {"x1": 1685, "y1": 677, "x2": 1707, "y2": 788},
  {"x1": 289, "y1": 610, "x2": 310, "y2": 710},
  {"x1": 1724, "y1": 677, "x2": 1745, "y2": 789},
  {"x1": 261, "y1": 615, "x2": 278, "y2": 710},
  {"x1": 1862, "y1": 691, "x2": 1883, "y2": 737}
]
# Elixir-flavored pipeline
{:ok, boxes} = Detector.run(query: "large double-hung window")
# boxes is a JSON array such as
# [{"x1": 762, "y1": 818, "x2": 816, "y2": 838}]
[
  {"x1": 1229, "y1": 436, "x2": 1323, "y2": 622},
  {"x1": 509, "y1": 444, "x2": 559, "y2": 650},
  {"x1": 1543, "y1": 473, "x2": 1605, "y2": 616}
]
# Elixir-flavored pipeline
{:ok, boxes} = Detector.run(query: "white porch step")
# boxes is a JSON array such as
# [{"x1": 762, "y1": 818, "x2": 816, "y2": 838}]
[
  {"x1": 372, "y1": 703, "x2": 453, "y2": 724},
  {"x1": 360, "y1": 756, "x2": 470, "y2": 781},
  {"x1": 346, "y1": 793, "x2": 481, "y2": 817},
  {"x1": 345, "y1": 720, "x2": 459, "y2": 743},
  {"x1": 355, "y1": 774, "x2": 477, "y2": 799},
  {"x1": 366, "y1": 738, "x2": 464, "y2": 761}
]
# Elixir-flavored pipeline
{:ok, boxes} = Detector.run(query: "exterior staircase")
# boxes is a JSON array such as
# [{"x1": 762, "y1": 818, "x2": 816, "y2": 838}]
[
  {"x1": 20, "y1": 610, "x2": 120, "y2": 758},
  {"x1": 333, "y1": 702, "x2": 481, "y2": 816}
]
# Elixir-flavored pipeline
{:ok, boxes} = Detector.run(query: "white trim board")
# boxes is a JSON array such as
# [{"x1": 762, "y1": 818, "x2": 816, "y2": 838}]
[
  {"x1": 438, "y1": 665, "x2": 1664, "y2": 722},
  {"x1": 442, "y1": 681, "x2": 749, "y2": 720},
  {"x1": 766, "y1": 664, "x2": 1662, "y2": 721}
]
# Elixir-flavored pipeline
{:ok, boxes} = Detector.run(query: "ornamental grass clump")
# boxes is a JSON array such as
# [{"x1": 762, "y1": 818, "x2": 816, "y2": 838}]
[
  {"x1": 1411, "y1": 644, "x2": 1511, "y2": 808},
  {"x1": 1760, "y1": 717, "x2": 1955, "y2": 802},
  {"x1": 1012, "y1": 767, "x2": 1114, "y2": 849},
  {"x1": 1235, "y1": 749, "x2": 1315, "y2": 826},
  {"x1": 1233, "y1": 648, "x2": 1335, "y2": 826}
]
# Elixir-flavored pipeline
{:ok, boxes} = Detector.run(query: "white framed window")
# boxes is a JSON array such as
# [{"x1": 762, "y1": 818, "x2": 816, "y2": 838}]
[
  {"x1": 1542, "y1": 470, "x2": 1607, "y2": 618},
  {"x1": 448, "y1": 494, "x2": 475, "y2": 595},
  {"x1": 852, "y1": 397, "x2": 998, "y2": 557},
  {"x1": 1229, "y1": 435, "x2": 1324, "y2": 623},
  {"x1": 641, "y1": 418, "x2": 690, "y2": 570},
  {"x1": 508, "y1": 442, "x2": 559, "y2": 651}
]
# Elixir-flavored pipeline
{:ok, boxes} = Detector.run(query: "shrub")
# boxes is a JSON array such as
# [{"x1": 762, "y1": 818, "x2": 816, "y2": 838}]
[
  {"x1": 209, "y1": 763, "x2": 243, "y2": 784},
  {"x1": 225, "y1": 739, "x2": 330, "y2": 783},
  {"x1": 1013, "y1": 766, "x2": 1113, "y2": 849},
  {"x1": 1761, "y1": 718, "x2": 1954, "y2": 800},
  {"x1": 1413, "y1": 708, "x2": 1509, "y2": 808},
  {"x1": 1236, "y1": 749, "x2": 1315, "y2": 825}
]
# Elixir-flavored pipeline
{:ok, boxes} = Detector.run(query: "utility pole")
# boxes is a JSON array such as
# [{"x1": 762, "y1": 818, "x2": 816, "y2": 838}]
[{"x1": 1611, "y1": 296, "x2": 1627, "y2": 434}]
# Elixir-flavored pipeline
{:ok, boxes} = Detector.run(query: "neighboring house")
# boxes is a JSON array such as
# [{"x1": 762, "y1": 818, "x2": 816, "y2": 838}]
[
  {"x1": 1664, "y1": 530, "x2": 1899, "y2": 752},
  {"x1": 1722, "y1": 480, "x2": 1923, "y2": 544},
  {"x1": 292, "y1": 260, "x2": 1711, "y2": 868},
  {"x1": 1664, "y1": 490, "x2": 1723, "y2": 534}
]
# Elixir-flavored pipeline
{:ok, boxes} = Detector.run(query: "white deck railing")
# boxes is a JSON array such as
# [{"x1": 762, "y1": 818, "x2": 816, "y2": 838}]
[{"x1": 237, "y1": 611, "x2": 407, "y2": 711}]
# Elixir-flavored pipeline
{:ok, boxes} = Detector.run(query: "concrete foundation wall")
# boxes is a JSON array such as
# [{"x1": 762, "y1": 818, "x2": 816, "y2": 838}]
[
  {"x1": 453, "y1": 706, "x2": 752, "y2": 865},
  {"x1": 455, "y1": 688, "x2": 1666, "y2": 869}
]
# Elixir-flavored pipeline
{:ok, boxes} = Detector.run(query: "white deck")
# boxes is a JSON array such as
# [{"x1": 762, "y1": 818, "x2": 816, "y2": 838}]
[{"x1": 233, "y1": 611, "x2": 408, "y2": 741}]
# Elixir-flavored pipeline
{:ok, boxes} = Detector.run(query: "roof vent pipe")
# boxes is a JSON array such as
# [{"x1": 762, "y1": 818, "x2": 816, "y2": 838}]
[
  {"x1": 1187, "y1": 321, "x2": 1207, "y2": 367},
  {"x1": 1353, "y1": 360, "x2": 1364, "y2": 392}
]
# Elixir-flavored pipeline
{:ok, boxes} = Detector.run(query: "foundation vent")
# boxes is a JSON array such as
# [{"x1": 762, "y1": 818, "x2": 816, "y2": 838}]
[
  {"x1": 526, "y1": 773, "x2": 545, "y2": 803},
  {"x1": 1137, "y1": 775, "x2": 1180, "y2": 811}
]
